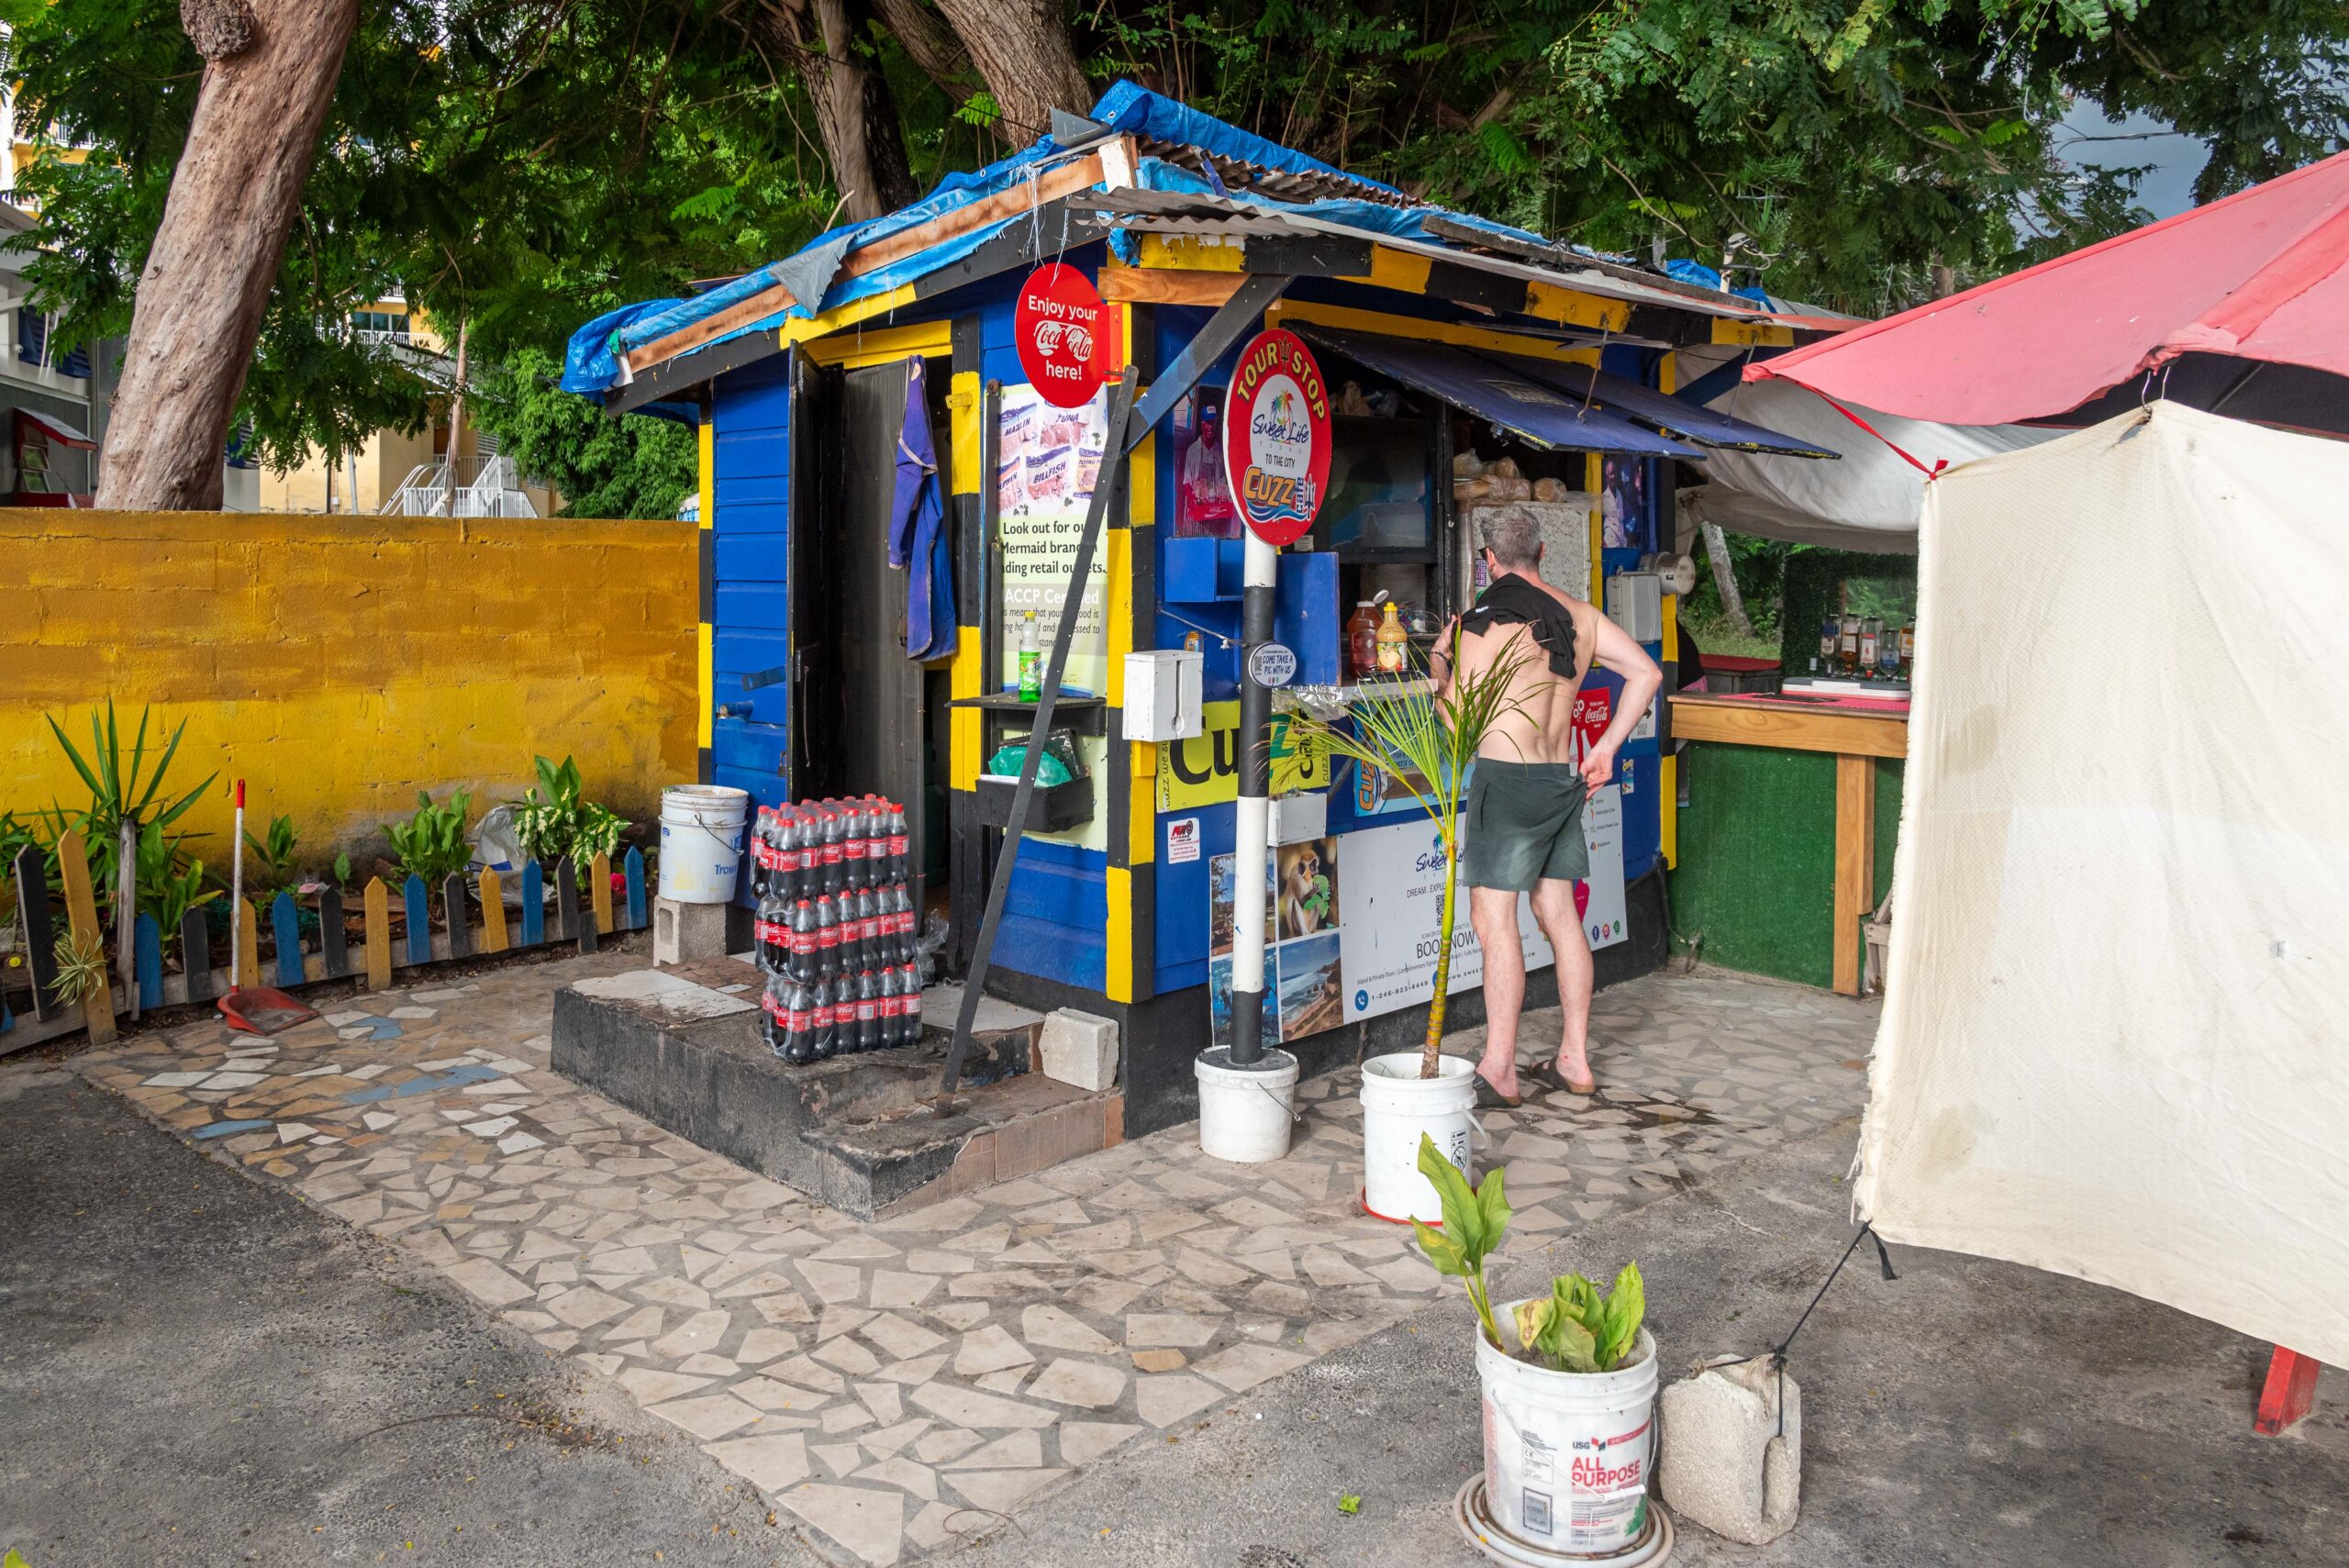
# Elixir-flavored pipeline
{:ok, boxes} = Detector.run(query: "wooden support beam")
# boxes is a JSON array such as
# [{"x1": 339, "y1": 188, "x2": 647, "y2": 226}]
[
  {"x1": 479, "y1": 869, "x2": 509, "y2": 952},
  {"x1": 1832, "y1": 753, "x2": 1876, "y2": 997},
  {"x1": 362, "y1": 877, "x2": 391, "y2": 991},
  {"x1": 56, "y1": 828, "x2": 115, "y2": 1043},
  {"x1": 1098, "y1": 266, "x2": 1248, "y2": 307}
]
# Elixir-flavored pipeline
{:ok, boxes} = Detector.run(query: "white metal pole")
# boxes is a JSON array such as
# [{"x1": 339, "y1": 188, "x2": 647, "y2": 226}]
[{"x1": 1228, "y1": 531, "x2": 1278, "y2": 1065}]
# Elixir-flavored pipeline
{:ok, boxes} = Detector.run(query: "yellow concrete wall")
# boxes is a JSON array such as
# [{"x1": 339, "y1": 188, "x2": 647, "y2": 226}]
[{"x1": 0, "y1": 509, "x2": 697, "y2": 862}]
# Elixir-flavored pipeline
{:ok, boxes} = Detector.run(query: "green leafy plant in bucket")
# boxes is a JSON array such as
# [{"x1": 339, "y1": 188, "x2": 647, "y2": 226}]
[
  {"x1": 387, "y1": 788, "x2": 473, "y2": 884},
  {"x1": 511, "y1": 755, "x2": 626, "y2": 864},
  {"x1": 1410, "y1": 1133, "x2": 1646, "y2": 1370},
  {"x1": 1284, "y1": 633, "x2": 1531, "y2": 1077}
]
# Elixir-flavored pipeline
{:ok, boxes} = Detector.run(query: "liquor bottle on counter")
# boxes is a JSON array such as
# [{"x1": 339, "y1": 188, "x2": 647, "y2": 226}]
[
  {"x1": 1018, "y1": 610, "x2": 1041, "y2": 702},
  {"x1": 1820, "y1": 617, "x2": 1838, "y2": 672},
  {"x1": 1838, "y1": 614, "x2": 1862, "y2": 675},
  {"x1": 1878, "y1": 622, "x2": 1901, "y2": 679},
  {"x1": 1899, "y1": 624, "x2": 1916, "y2": 673},
  {"x1": 1859, "y1": 617, "x2": 1880, "y2": 674}
]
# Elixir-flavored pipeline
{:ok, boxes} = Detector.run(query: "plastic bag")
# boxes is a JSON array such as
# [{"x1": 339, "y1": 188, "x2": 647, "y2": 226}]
[{"x1": 471, "y1": 804, "x2": 526, "y2": 873}]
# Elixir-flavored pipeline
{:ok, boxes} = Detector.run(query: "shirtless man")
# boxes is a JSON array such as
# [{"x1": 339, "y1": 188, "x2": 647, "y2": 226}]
[{"x1": 1431, "y1": 503, "x2": 1663, "y2": 1106}]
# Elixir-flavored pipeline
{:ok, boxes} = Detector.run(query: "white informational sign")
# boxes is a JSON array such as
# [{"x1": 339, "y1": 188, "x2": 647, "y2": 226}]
[
  {"x1": 997, "y1": 383, "x2": 1110, "y2": 695},
  {"x1": 1336, "y1": 784, "x2": 1627, "y2": 1026},
  {"x1": 1166, "y1": 817, "x2": 1201, "y2": 864}
]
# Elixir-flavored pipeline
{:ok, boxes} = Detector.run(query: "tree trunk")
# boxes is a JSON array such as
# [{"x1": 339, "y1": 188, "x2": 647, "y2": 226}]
[
  {"x1": 758, "y1": 0, "x2": 921, "y2": 224},
  {"x1": 927, "y1": 0, "x2": 1090, "y2": 142},
  {"x1": 870, "y1": 0, "x2": 972, "y2": 105},
  {"x1": 95, "y1": 0, "x2": 359, "y2": 511},
  {"x1": 1701, "y1": 518, "x2": 1755, "y2": 639}
]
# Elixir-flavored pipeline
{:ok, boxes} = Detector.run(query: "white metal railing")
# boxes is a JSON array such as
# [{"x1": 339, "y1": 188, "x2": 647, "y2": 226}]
[{"x1": 382, "y1": 453, "x2": 540, "y2": 517}]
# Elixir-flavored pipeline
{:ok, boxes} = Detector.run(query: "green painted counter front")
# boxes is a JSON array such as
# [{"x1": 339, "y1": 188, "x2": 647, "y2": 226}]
[{"x1": 1669, "y1": 742, "x2": 1904, "y2": 989}]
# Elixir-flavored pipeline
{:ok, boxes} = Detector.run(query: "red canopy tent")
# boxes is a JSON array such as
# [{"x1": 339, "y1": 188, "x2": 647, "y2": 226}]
[{"x1": 1749, "y1": 150, "x2": 2349, "y2": 432}]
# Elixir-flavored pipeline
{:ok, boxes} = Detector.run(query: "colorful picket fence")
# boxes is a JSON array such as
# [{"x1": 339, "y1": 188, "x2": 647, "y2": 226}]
[{"x1": 3, "y1": 847, "x2": 650, "y2": 1040}]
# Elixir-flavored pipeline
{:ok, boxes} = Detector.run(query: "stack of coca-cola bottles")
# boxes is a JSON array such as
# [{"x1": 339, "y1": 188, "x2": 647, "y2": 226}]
[{"x1": 750, "y1": 796, "x2": 922, "y2": 1065}]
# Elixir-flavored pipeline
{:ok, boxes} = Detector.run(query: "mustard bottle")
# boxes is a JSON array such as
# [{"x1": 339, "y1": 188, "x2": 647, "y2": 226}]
[{"x1": 1375, "y1": 601, "x2": 1409, "y2": 674}]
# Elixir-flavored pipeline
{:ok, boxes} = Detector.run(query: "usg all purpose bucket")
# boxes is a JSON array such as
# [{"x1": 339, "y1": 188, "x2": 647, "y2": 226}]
[
  {"x1": 1360, "y1": 1051, "x2": 1477, "y2": 1223},
  {"x1": 658, "y1": 785, "x2": 750, "y2": 904},
  {"x1": 1475, "y1": 1320, "x2": 1664, "y2": 1565},
  {"x1": 1195, "y1": 1045, "x2": 1299, "y2": 1163}
]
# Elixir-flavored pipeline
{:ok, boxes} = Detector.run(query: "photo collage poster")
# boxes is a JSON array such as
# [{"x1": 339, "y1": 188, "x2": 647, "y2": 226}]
[{"x1": 1207, "y1": 836, "x2": 1345, "y2": 1049}]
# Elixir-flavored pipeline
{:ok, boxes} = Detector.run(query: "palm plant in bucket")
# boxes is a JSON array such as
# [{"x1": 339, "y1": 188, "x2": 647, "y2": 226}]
[{"x1": 1286, "y1": 630, "x2": 1532, "y2": 1078}]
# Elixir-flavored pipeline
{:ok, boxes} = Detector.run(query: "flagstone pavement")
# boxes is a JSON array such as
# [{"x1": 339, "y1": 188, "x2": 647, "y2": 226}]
[{"x1": 75, "y1": 954, "x2": 1876, "y2": 1566}]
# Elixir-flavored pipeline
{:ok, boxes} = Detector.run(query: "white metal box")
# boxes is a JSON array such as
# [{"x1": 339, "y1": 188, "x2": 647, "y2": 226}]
[
  {"x1": 1268, "y1": 791, "x2": 1329, "y2": 846},
  {"x1": 1122, "y1": 649, "x2": 1203, "y2": 740},
  {"x1": 1607, "y1": 571, "x2": 1664, "y2": 643}
]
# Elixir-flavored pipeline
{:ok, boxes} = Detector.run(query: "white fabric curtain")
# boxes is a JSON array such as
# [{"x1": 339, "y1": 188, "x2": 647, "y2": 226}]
[
  {"x1": 1855, "y1": 401, "x2": 2349, "y2": 1366},
  {"x1": 1681, "y1": 378, "x2": 2060, "y2": 551}
]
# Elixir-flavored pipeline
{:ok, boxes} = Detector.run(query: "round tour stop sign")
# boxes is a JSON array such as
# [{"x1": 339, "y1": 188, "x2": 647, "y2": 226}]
[
  {"x1": 1014, "y1": 262, "x2": 1108, "y2": 407},
  {"x1": 1222, "y1": 328, "x2": 1331, "y2": 547}
]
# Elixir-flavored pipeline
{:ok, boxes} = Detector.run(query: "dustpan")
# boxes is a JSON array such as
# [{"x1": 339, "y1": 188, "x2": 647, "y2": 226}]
[{"x1": 219, "y1": 778, "x2": 318, "y2": 1035}]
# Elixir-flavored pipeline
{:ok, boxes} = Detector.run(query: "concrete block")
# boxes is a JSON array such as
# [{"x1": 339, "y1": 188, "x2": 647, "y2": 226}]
[
  {"x1": 1038, "y1": 1007, "x2": 1119, "y2": 1092},
  {"x1": 1658, "y1": 1354, "x2": 1801, "y2": 1545},
  {"x1": 653, "y1": 896, "x2": 731, "y2": 966}
]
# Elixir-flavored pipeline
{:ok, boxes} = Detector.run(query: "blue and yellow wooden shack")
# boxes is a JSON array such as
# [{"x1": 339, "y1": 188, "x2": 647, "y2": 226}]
[{"x1": 566, "y1": 83, "x2": 1833, "y2": 1133}]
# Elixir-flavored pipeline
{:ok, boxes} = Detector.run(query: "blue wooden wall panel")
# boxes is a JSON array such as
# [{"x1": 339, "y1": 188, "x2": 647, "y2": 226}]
[
  {"x1": 1152, "y1": 799, "x2": 1233, "y2": 995},
  {"x1": 715, "y1": 583, "x2": 790, "y2": 631},
  {"x1": 715, "y1": 533, "x2": 788, "y2": 583},
  {"x1": 712, "y1": 718, "x2": 787, "y2": 775}
]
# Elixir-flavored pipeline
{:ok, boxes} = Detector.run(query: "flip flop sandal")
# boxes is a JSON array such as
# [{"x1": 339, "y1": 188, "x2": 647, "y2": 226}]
[
  {"x1": 1525, "y1": 1061, "x2": 1598, "y2": 1097},
  {"x1": 1473, "y1": 1072, "x2": 1523, "y2": 1110}
]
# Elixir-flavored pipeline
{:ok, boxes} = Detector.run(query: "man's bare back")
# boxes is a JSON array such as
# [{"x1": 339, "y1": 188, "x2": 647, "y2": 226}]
[{"x1": 1448, "y1": 577, "x2": 1601, "y2": 767}]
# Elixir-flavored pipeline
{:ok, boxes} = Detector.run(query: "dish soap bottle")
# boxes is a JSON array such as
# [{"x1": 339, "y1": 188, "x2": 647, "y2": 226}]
[
  {"x1": 1346, "y1": 600, "x2": 1379, "y2": 678},
  {"x1": 1375, "y1": 601, "x2": 1409, "y2": 674},
  {"x1": 1018, "y1": 611, "x2": 1041, "y2": 702}
]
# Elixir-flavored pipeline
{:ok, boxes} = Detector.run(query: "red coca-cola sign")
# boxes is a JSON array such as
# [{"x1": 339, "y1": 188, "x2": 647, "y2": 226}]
[{"x1": 1014, "y1": 262, "x2": 1108, "y2": 407}]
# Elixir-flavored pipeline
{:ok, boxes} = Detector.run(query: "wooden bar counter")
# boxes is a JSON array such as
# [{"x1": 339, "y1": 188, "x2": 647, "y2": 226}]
[{"x1": 1669, "y1": 690, "x2": 1910, "y2": 995}]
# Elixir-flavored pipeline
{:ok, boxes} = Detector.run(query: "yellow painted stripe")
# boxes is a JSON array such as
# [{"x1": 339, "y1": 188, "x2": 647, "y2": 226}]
[
  {"x1": 1660, "y1": 755, "x2": 1677, "y2": 868},
  {"x1": 1524, "y1": 281, "x2": 1633, "y2": 334},
  {"x1": 1586, "y1": 453, "x2": 1603, "y2": 606},
  {"x1": 949, "y1": 370, "x2": 982, "y2": 496},
  {"x1": 697, "y1": 420, "x2": 714, "y2": 530},
  {"x1": 801, "y1": 317, "x2": 953, "y2": 369},
  {"x1": 1264, "y1": 299, "x2": 1597, "y2": 365},
  {"x1": 1338, "y1": 247, "x2": 1433, "y2": 295},
  {"x1": 697, "y1": 621, "x2": 714, "y2": 749},
  {"x1": 1105, "y1": 864, "x2": 1133, "y2": 1003},
  {"x1": 1660, "y1": 590, "x2": 1678, "y2": 867},
  {"x1": 776, "y1": 284, "x2": 925, "y2": 355},
  {"x1": 1135, "y1": 233, "x2": 1247, "y2": 272},
  {"x1": 1106, "y1": 529, "x2": 1131, "y2": 706},
  {"x1": 949, "y1": 624, "x2": 983, "y2": 789},
  {"x1": 1710, "y1": 317, "x2": 1794, "y2": 348},
  {"x1": 1658, "y1": 353, "x2": 1677, "y2": 396},
  {"x1": 1129, "y1": 741, "x2": 1156, "y2": 865}
]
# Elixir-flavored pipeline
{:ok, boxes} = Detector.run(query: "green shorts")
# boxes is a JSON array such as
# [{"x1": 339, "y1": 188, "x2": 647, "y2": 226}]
[{"x1": 1462, "y1": 760, "x2": 1589, "y2": 890}]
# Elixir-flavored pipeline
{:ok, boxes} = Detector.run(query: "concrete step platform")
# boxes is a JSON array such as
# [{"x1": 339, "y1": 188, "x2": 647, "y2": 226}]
[{"x1": 550, "y1": 957, "x2": 1120, "y2": 1218}]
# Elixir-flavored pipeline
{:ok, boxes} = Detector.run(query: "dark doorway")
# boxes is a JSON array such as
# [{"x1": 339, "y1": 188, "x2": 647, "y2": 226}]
[{"x1": 793, "y1": 358, "x2": 940, "y2": 921}]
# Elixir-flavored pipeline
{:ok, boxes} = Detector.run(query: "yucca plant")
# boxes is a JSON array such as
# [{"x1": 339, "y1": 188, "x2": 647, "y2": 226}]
[
  {"x1": 38, "y1": 701, "x2": 217, "y2": 912},
  {"x1": 1286, "y1": 630, "x2": 1533, "y2": 1078}
]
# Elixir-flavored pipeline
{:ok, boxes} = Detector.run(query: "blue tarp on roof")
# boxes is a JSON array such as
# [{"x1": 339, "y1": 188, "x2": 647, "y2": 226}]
[
  {"x1": 1486, "y1": 354, "x2": 1839, "y2": 458},
  {"x1": 1299, "y1": 328, "x2": 1704, "y2": 460},
  {"x1": 562, "y1": 81, "x2": 1761, "y2": 398}
]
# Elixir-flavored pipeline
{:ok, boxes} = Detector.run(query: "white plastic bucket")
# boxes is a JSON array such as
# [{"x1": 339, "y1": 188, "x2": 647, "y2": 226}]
[
  {"x1": 658, "y1": 785, "x2": 750, "y2": 904},
  {"x1": 1195, "y1": 1046, "x2": 1299, "y2": 1162},
  {"x1": 1476, "y1": 1320, "x2": 1664, "y2": 1564},
  {"x1": 1360, "y1": 1051, "x2": 1479, "y2": 1224}
]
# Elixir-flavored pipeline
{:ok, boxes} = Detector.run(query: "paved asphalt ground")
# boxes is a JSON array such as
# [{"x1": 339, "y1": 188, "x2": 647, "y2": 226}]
[
  {"x1": 0, "y1": 1063, "x2": 818, "y2": 1568},
  {"x1": 6, "y1": 1051, "x2": 2346, "y2": 1568},
  {"x1": 949, "y1": 1117, "x2": 2349, "y2": 1568}
]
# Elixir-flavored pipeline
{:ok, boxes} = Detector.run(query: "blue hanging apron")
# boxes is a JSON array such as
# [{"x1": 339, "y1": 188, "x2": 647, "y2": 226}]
[{"x1": 890, "y1": 357, "x2": 956, "y2": 661}]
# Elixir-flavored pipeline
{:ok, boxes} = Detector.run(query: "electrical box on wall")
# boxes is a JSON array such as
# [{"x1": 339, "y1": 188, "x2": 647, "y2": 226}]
[
  {"x1": 1607, "y1": 571, "x2": 1664, "y2": 643},
  {"x1": 1123, "y1": 649, "x2": 1203, "y2": 740},
  {"x1": 1268, "y1": 791, "x2": 1328, "y2": 845}
]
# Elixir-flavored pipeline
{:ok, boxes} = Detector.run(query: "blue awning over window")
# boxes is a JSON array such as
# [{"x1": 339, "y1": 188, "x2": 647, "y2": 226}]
[
  {"x1": 1301, "y1": 328, "x2": 1703, "y2": 459},
  {"x1": 1487, "y1": 353, "x2": 1839, "y2": 458}
]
